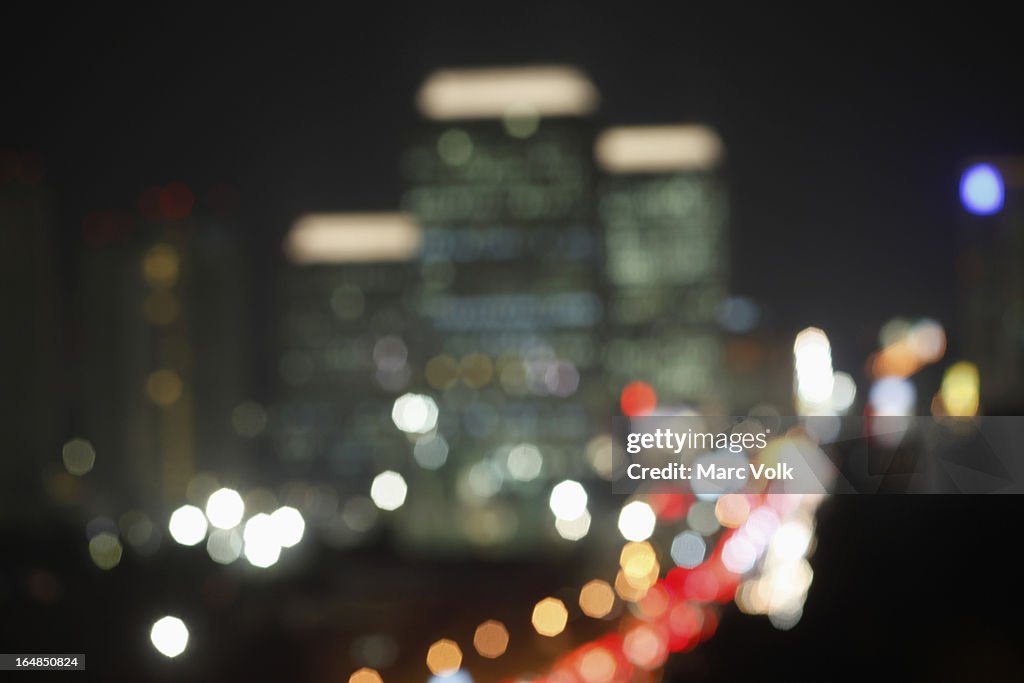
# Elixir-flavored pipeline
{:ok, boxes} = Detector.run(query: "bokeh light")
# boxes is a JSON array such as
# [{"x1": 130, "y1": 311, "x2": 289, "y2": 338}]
[
  {"x1": 549, "y1": 480, "x2": 588, "y2": 521},
  {"x1": 794, "y1": 327, "x2": 833, "y2": 411},
  {"x1": 270, "y1": 506, "x2": 305, "y2": 548},
  {"x1": 531, "y1": 597, "x2": 568, "y2": 637},
  {"x1": 721, "y1": 535, "x2": 758, "y2": 574},
  {"x1": 413, "y1": 434, "x2": 449, "y2": 470},
  {"x1": 578, "y1": 579, "x2": 616, "y2": 618},
  {"x1": 426, "y1": 638, "x2": 462, "y2": 676},
  {"x1": 349, "y1": 668, "x2": 384, "y2": 683},
  {"x1": 941, "y1": 361, "x2": 980, "y2": 417},
  {"x1": 614, "y1": 568, "x2": 650, "y2": 602},
  {"x1": 370, "y1": 471, "x2": 408, "y2": 511},
  {"x1": 828, "y1": 371, "x2": 857, "y2": 413},
  {"x1": 617, "y1": 501, "x2": 656, "y2": 541},
  {"x1": 150, "y1": 616, "x2": 189, "y2": 658},
  {"x1": 88, "y1": 532, "x2": 122, "y2": 570},
  {"x1": 869, "y1": 376, "x2": 916, "y2": 416},
  {"x1": 206, "y1": 528, "x2": 243, "y2": 565},
  {"x1": 242, "y1": 513, "x2": 282, "y2": 568},
  {"x1": 578, "y1": 646, "x2": 617, "y2": 683},
  {"x1": 168, "y1": 505, "x2": 208, "y2": 546},
  {"x1": 145, "y1": 368, "x2": 183, "y2": 407},
  {"x1": 472, "y1": 620, "x2": 509, "y2": 658},
  {"x1": 428, "y1": 672, "x2": 472, "y2": 683},
  {"x1": 391, "y1": 393, "x2": 439, "y2": 434},
  {"x1": 619, "y1": 542, "x2": 660, "y2": 600},
  {"x1": 687, "y1": 501, "x2": 721, "y2": 536},
  {"x1": 620, "y1": 381, "x2": 657, "y2": 416},
  {"x1": 61, "y1": 438, "x2": 96, "y2": 476},
  {"x1": 142, "y1": 244, "x2": 180, "y2": 288},
  {"x1": 205, "y1": 488, "x2": 245, "y2": 529},
  {"x1": 960, "y1": 162, "x2": 1005, "y2": 215},
  {"x1": 623, "y1": 623, "x2": 668, "y2": 669},
  {"x1": 714, "y1": 494, "x2": 751, "y2": 528},
  {"x1": 907, "y1": 319, "x2": 946, "y2": 363},
  {"x1": 506, "y1": 443, "x2": 543, "y2": 481},
  {"x1": 437, "y1": 129, "x2": 473, "y2": 166},
  {"x1": 555, "y1": 509, "x2": 592, "y2": 541},
  {"x1": 670, "y1": 531, "x2": 706, "y2": 568}
]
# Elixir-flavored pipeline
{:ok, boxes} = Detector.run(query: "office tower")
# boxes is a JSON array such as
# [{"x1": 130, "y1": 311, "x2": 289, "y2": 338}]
[
  {"x1": 400, "y1": 66, "x2": 602, "y2": 551},
  {"x1": 0, "y1": 161, "x2": 62, "y2": 520},
  {"x1": 595, "y1": 125, "x2": 730, "y2": 412},
  {"x1": 75, "y1": 195, "x2": 246, "y2": 510},
  {"x1": 275, "y1": 213, "x2": 424, "y2": 489},
  {"x1": 956, "y1": 158, "x2": 1023, "y2": 411}
]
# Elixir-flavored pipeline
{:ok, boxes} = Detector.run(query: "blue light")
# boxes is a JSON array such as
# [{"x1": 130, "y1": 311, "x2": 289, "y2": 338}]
[
  {"x1": 428, "y1": 672, "x2": 472, "y2": 683},
  {"x1": 960, "y1": 163, "x2": 1005, "y2": 215}
]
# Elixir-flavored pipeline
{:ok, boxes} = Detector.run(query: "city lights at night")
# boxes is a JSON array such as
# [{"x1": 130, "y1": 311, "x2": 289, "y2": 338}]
[{"x1": 3, "y1": 6, "x2": 1023, "y2": 682}]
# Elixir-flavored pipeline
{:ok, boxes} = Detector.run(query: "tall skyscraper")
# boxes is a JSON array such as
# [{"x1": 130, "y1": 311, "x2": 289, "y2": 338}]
[
  {"x1": 275, "y1": 213, "x2": 424, "y2": 488},
  {"x1": 956, "y1": 158, "x2": 1023, "y2": 411},
  {"x1": 0, "y1": 160, "x2": 62, "y2": 521},
  {"x1": 400, "y1": 66, "x2": 603, "y2": 550},
  {"x1": 75, "y1": 198, "x2": 246, "y2": 511},
  {"x1": 594, "y1": 125, "x2": 730, "y2": 412}
]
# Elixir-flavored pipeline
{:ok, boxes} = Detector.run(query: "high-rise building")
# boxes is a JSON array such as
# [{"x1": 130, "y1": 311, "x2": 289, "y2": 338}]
[
  {"x1": 594, "y1": 125, "x2": 730, "y2": 412},
  {"x1": 0, "y1": 160, "x2": 62, "y2": 521},
  {"x1": 274, "y1": 213, "x2": 424, "y2": 488},
  {"x1": 75, "y1": 198, "x2": 246, "y2": 511},
  {"x1": 399, "y1": 66, "x2": 604, "y2": 550},
  {"x1": 956, "y1": 158, "x2": 1024, "y2": 412}
]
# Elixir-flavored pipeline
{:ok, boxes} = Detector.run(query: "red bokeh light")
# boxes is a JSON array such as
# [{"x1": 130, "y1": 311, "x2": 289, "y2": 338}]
[
  {"x1": 647, "y1": 491, "x2": 693, "y2": 521},
  {"x1": 700, "y1": 607, "x2": 719, "y2": 641},
  {"x1": 159, "y1": 183, "x2": 194, "y2": 220},
  {"x1": 666, "y1": 602, "x2": 703, "y2": 652},
  {"x1": 620, "y1": 381, "x2": 656, "y2": 416}
]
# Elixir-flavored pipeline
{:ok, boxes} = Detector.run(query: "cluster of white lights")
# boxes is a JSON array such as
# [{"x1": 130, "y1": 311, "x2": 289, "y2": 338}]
[
  {"x1": 167, "y1": 487, "x2": 306, "y2": 569},
  {"x1": 793, "y1": 327, "x2": 834, "y2": 410},
  {"x1": 548, "y1": 480, "x2": 591, "y2": 541},
  {"x1": 794, "y1": 327, "x2": 857, "y2": 416},
  {"x1": 243, "y1": 513, "x2": 282, "y2": 568},
  {"x1": 736, "y1": 508, "x2": 817, "y2": 630}
]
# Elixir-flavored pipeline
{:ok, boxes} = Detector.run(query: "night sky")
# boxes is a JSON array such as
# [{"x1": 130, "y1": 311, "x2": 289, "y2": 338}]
[{"x1": 6, "y1": 5, "x2": 1023, "y2": 375}]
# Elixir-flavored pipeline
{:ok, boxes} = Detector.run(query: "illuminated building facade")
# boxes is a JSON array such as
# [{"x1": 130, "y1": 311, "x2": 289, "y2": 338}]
[
  {"x1": 399, "y1": 67, "x2": 604, "y2": 549},
  {"x1": 274, "y1": 214, "x2": 424, "y2": 491},
  {"x1": 595, "y1": 125, "x2": 730, "y2": 411}
]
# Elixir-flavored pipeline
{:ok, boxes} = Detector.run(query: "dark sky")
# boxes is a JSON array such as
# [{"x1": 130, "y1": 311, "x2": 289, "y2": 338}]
[{"x1": 5, "y1": 3, "x2": 1022, "y2": 369}]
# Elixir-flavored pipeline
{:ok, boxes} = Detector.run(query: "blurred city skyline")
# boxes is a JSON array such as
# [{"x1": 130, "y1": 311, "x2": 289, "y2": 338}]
[
  {"x1": 5, "y1": 4, "x2": 1023, "y2": 376},
  {"x1": 4, "y1": 6, "x2": 1024, "y2": 681}
]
